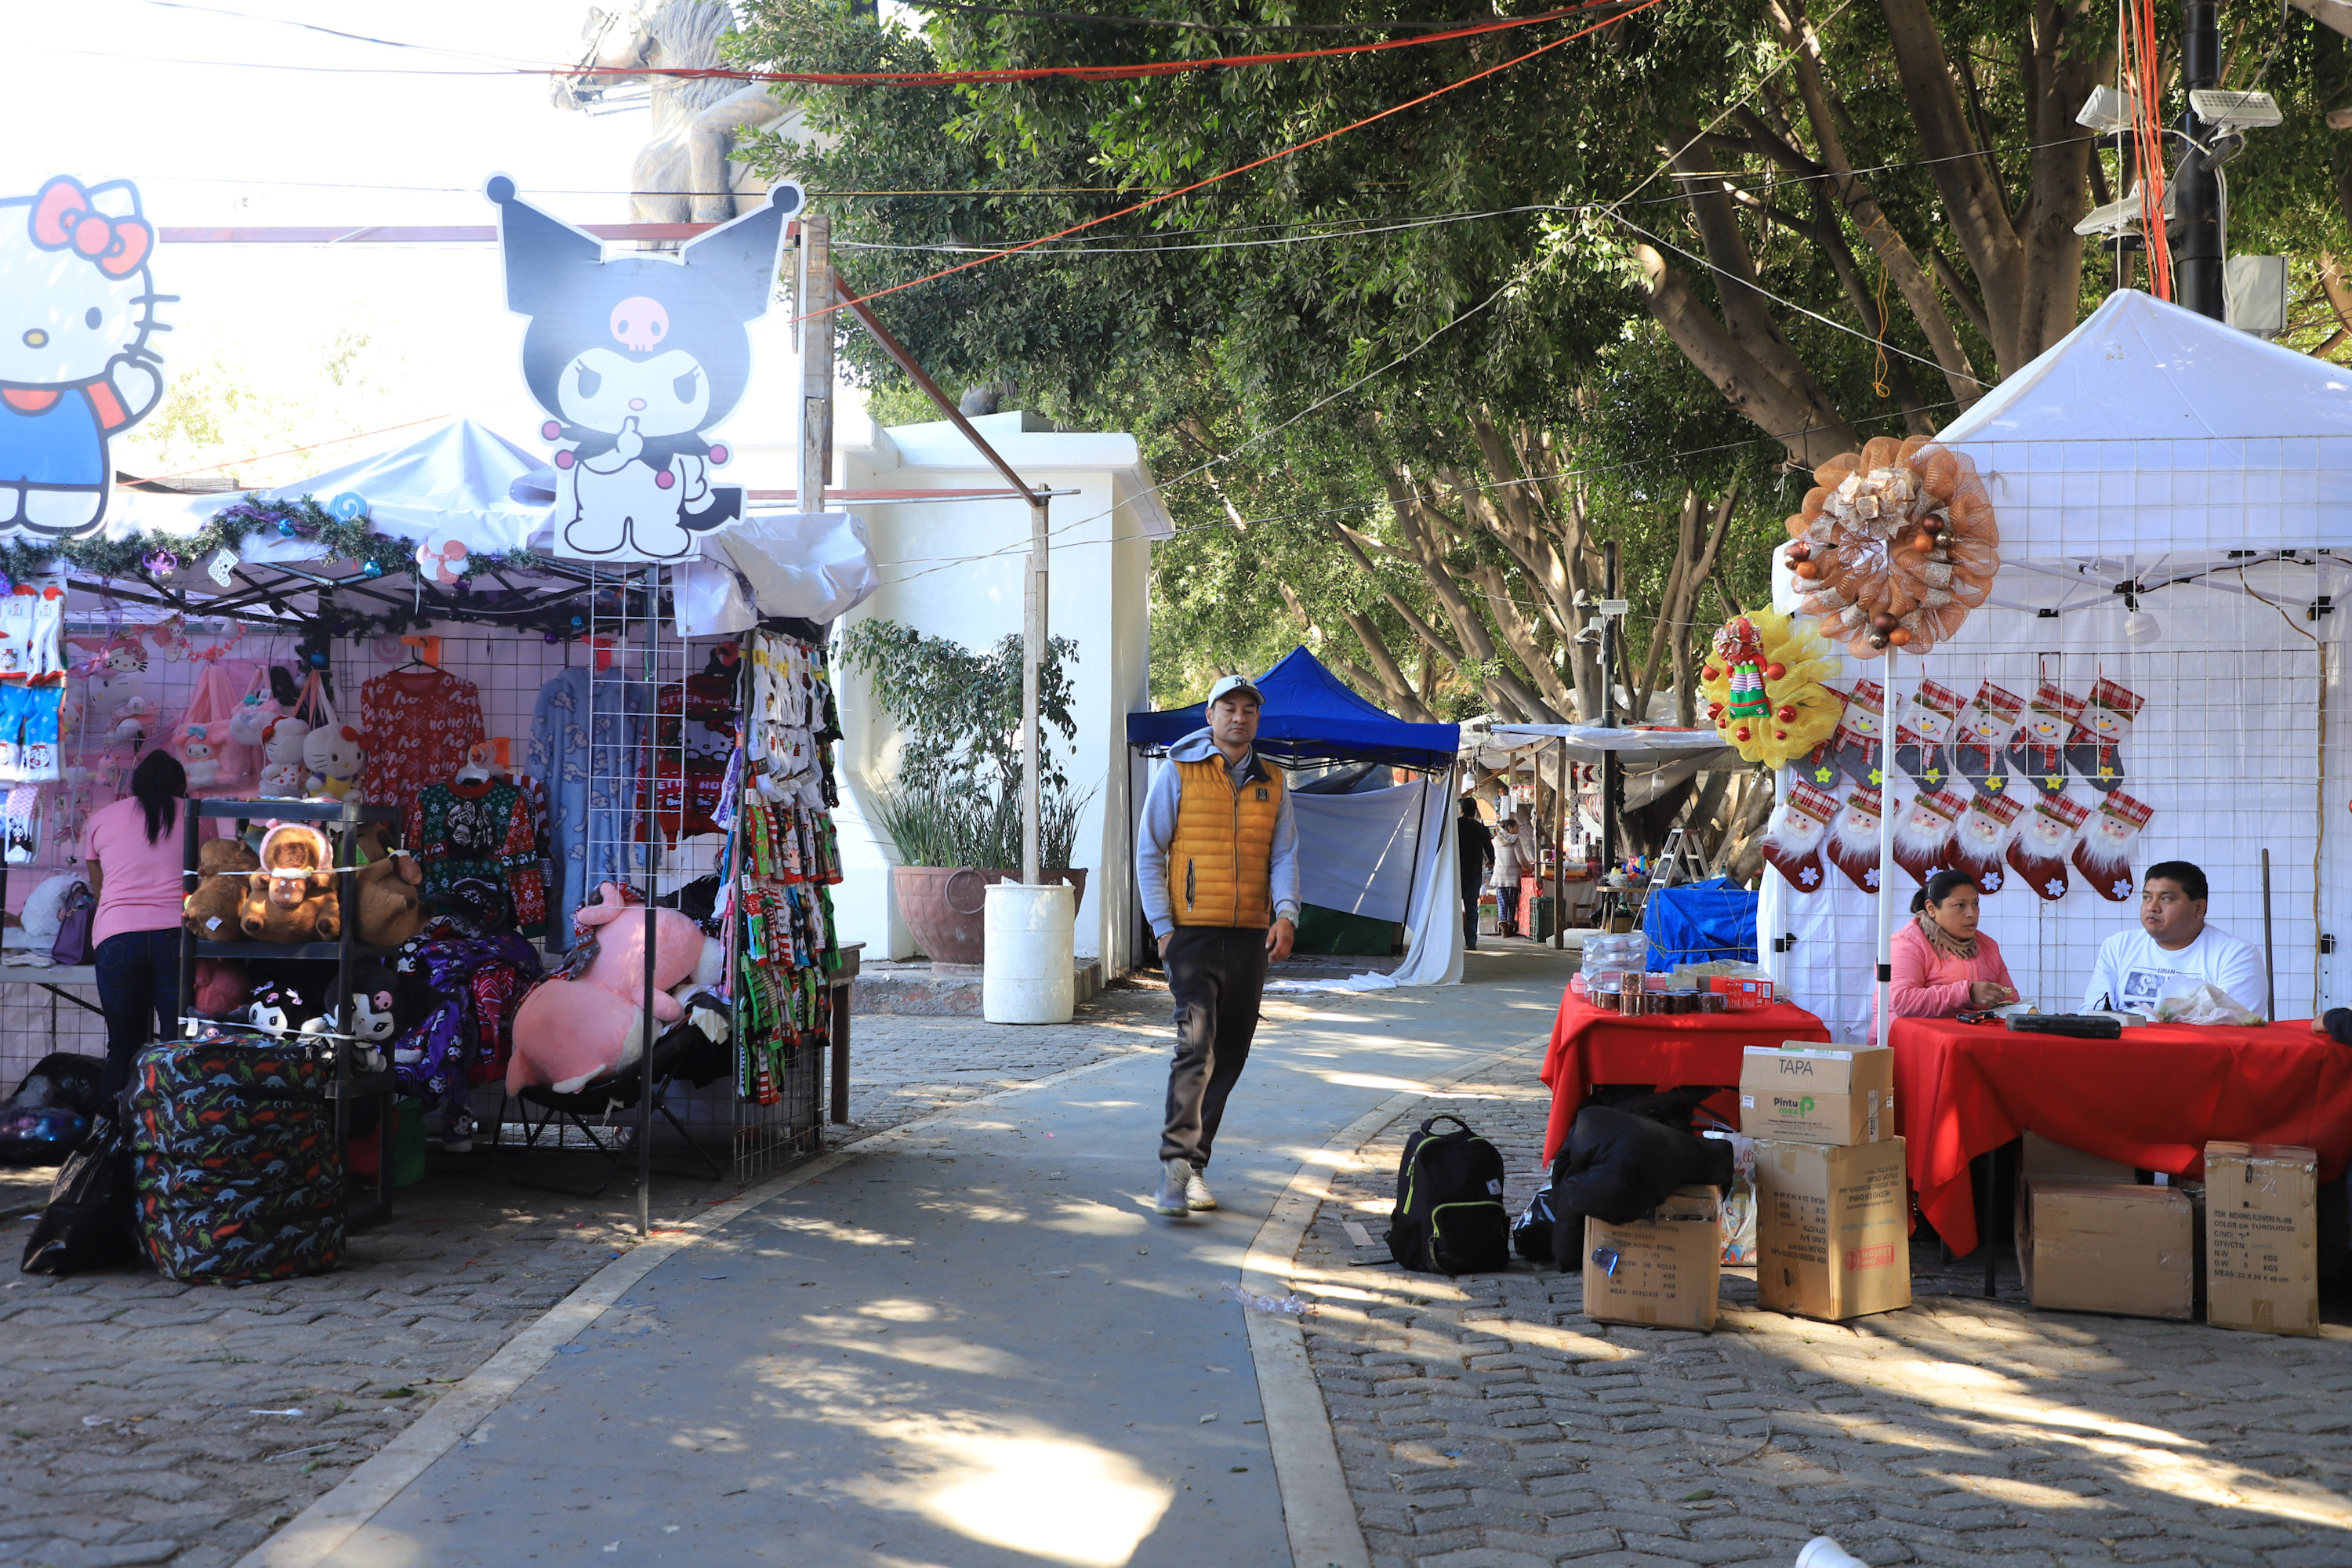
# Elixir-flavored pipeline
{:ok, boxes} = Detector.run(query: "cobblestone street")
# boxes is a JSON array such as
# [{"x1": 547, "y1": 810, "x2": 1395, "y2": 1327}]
[
  {"x1": 1295, "y1": 1031, "x2": 2352, "y2": 1568},
  {"x1": 0, "y1": 989, "x2": 1168, "y2": 1568}
]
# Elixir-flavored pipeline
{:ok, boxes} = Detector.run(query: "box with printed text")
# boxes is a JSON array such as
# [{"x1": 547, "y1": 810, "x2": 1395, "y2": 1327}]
[
  {"x1": 1738, "y1": 1043, "x2": 1893, "y2": 1145},
  {"x1": 1752, "y1": 1136, "x2": 1911, "y2": 1321},
  {"x1": 1582, "y1": 1185, "x2": 1722, "y2": 1331},
  {"x1": 2204, "y1": 1141, "x2": 2318, "y2": 1336}
]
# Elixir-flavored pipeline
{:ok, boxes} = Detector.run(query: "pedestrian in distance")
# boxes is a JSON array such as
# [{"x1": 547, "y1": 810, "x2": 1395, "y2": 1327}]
[
  {"x1": 1135, "y1": 673, "x2": 1299, "y2": 1217},
  {"x1": 1457, "y1": 797, "x2": 1492, "y2": 951}
]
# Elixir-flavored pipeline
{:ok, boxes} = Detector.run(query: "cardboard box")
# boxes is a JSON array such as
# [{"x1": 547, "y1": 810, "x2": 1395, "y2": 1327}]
[
  {"x1": 2018, "y1": 1178, "x2": 2194, "y2": 1319},
  {"x1": 2021, "y1": 1131, "x2": 2136, "y2": 1184},
  {"x1": 1739, "y1": 1044, "x2": 1894, "y2": 1145},
  {"x1": 1583, "y1": 1185, "x2": 1722, "y2": 1330},
  {"x1": 1710, "y1": 975, "x2": 1776, "y2": 1011},
  {"x1": 2205, "y1": 1142, "x2": 2319, "y2": 1336},
  {"x1": 1753, "y1": 1137, "x2": 1911, "y2": 1320}
]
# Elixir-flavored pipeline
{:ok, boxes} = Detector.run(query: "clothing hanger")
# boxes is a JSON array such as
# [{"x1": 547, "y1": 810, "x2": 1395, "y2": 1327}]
[{"x1": 455, "y1": 741, "x2": 493, "y2": 786}]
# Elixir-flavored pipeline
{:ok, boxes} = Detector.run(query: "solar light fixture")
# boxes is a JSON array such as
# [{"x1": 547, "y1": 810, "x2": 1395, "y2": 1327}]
[
  {"x1": 2190, "y1": 89, "x2": 2283, "y2": 133},
  {"x1": 2076, "y1": 85, "x2": 2129, "y2": 135}
]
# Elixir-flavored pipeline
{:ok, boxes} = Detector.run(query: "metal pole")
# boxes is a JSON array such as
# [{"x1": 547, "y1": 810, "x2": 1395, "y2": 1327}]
[
  {"x1": 1600, "y1": 540, "x2": 1621, "y2": 878},
  {"x1": 1876, "y1": 646, "x2": 1895, "y2": 1051},
  {"x1": 2262, "y1": 847, "x2": 2277, "y2": 1023},
  {"x1": 1553, "y1": 736, "x2": 1566, "y2": 948},
  {"x1": 798, "y1": 216, "x2": 833, "y2": 510},
  {"x1": 1022, "y1": 498, "x2": 1048, "y2": 885},
  {"x1": 639, "y1": 572, "x2": 659, "y2": 1238},
  {"x1": 2175, "y1": 0, "x2": 2224, "y2": 320}
]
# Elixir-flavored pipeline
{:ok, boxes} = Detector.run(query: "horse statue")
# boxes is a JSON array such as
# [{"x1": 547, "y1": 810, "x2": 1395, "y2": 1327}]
[{"x1": 555, "y1": 2, "x2": 806, "y2": 223}]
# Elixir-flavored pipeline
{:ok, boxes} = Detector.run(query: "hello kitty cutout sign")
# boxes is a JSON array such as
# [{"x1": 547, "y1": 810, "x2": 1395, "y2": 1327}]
[
  {"x1": 485, "y1": 174, "x2": 803, "y2": 562},
  {"x1": 0, "y1": 176, "x2": 169, "y2": 539}
]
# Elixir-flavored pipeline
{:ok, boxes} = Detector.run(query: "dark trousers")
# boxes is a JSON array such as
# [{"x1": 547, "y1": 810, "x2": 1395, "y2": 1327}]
[
  {"x1": 96, "y1": 927, "x2": 180, "y2": 1105},
  {"x1": 1160, "y1": 925, "x2": 1268, "y2": 1169},
  {"x1": 1461, "y1": 884, "x2": 1481, "y2": 949}
]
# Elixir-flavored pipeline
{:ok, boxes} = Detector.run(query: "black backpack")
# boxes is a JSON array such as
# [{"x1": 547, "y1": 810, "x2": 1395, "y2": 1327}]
[{"x1": 1385, "y1": 1114, "x2": 1510, "y2": 1276}]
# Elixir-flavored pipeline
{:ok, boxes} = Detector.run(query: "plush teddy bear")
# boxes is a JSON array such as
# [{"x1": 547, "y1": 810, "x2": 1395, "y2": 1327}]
[
  {"x1": 506, "y1": 881, "x2": 706, "y2": 1096},
  {"x1": 303, "y1": 724, "x2": 365, "y2": 800},
  {"x1": 258, "y1": 717, "x2": 310, "y2": 797},
  {"x1": 349, "y1": 823, "x2": 426, "y2": 949},
  {"x1": 184, "y1": 836, "x2": 261, "y2": 940},
  {"x1": 238, "y1": 822, "x2": 339, "y2": 943}
]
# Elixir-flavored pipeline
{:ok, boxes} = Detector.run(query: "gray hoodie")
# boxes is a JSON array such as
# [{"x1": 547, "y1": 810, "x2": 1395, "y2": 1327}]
[{"x1": 1135, "y1": 728, "x2": 1302, "y2": 938}]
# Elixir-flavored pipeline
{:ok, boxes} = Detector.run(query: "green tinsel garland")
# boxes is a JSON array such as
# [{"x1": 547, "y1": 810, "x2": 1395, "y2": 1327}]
[{"x1": 0, "y1": 495, "x2": 538, "y2": 587}]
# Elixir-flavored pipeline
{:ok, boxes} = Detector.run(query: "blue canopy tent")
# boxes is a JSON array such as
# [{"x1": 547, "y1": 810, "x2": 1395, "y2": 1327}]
[
  {"x1": 1127, "y1": 648, "x2": 1463, "y2": 984},
  {"x1": 1126, "y1": 646, "x2": 1459, "y2": 769}
]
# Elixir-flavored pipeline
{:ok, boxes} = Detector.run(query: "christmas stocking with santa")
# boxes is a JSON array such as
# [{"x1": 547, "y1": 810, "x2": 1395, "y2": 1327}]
[
  {"x1": 2071, "y1": 789, "x2": 2152, "y2": 901},
  {"x1": 1760, "y1": 778, "x2": 1842, "y2": 895},
  {"x1": 1947, "y1": 790, "x2": 2022, "y2": 895},
  {"x1": 2006, "y1": 793, "x2": 2092, "y2": 901},
  {"x1": 1825, "y1": 785, "x2": 1885, "y2": 895},
  {"x1": 1953, "y1": 681, "x2": 2024, "y2": 800},
  {"x1": 2063, "y1": 676, "x2": 2142, "y2": 794},
  {"x1": 1892, "y1": 788, "x2": 1971, "y2": 885}
]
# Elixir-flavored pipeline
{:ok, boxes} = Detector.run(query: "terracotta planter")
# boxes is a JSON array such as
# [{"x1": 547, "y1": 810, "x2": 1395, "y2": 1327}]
[{"x1": 894, "y1": 866, "x2": 1088, "y2": 966}]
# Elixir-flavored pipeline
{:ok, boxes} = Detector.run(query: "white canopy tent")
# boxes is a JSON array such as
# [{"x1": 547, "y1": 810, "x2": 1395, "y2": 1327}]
[{"x1": 1761, "y1": 291, "x2": 2352, "y2": 1039}]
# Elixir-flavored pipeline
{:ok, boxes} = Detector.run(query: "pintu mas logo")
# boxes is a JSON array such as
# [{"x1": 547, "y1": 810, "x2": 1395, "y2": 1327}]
[{"x1": 1770, "y1": 1094, "x2": 1819, "y2": 1118}]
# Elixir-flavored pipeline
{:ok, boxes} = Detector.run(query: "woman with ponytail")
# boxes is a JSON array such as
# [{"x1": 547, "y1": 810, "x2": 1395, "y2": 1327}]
[
  {"x1": 82, "y1": 750, "x2": 189, "y2": 1101},
  {"x1": 1889, "y1": 869, "x2": 2018, "y2": 1018}
]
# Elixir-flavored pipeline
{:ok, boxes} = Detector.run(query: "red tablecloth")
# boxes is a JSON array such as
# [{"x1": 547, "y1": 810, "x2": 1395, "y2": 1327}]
[
  {"x1": 1540, "y1": 993, "x2": 1831, "y2": 1162},
  {"x1": 1893, "y1": 1015, "x2": 2352, "y2": 1255}
]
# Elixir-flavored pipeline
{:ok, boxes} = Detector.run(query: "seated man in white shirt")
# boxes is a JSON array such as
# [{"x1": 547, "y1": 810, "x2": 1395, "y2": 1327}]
[{"x1": 2081, "y1": 860, "x2": 2267, "y2": 1019}]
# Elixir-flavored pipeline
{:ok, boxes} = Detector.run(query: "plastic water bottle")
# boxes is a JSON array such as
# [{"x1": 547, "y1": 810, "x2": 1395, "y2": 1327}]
[{"x1": 1794, "y1": 1538, "x2": 1868, "y2": 1568}]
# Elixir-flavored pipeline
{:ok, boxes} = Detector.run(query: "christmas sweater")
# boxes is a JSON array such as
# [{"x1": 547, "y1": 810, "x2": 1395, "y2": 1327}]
[
  {"x1": 416, "y1": 777, "x2": 546, "y2": 938},
  {"x1": 362, "y1": 668, "x2": 487, "y2": 848}
]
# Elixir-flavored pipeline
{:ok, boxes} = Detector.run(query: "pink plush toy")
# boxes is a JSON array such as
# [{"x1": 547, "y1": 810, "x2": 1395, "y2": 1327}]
[{"x1": 506, "y1": 881, "x2": 707, "y2": 1096}]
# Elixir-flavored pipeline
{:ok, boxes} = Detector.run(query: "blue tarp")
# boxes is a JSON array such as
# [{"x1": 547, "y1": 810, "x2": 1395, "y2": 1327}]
[
  {"x1": 1645, "y1": 878, "x2": 1760, "y2": 971},
  {"x1": 1125, "y1": 646, "x2": 1460, "y2": 769}
]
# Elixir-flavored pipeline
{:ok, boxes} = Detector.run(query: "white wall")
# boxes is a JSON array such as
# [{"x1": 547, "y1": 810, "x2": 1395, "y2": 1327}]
[{"x1": 809, "y1": 409, "x2": 1165, "y2": 970}]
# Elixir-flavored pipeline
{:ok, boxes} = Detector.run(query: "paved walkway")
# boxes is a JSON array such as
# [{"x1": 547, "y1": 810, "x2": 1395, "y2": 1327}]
[{"x1": 283, "y1": 947, "x2": 1573, "y2": 1567}]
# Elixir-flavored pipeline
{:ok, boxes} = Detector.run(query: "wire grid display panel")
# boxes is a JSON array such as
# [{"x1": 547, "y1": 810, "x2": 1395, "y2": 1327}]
[{"x1": 1759, "y1": 434, "x2": 2347, "y2": 1037}]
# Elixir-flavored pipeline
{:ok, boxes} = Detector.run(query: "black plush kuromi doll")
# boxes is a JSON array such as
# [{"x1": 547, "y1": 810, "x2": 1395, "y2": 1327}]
[{"x1": 485, "y1": 175, "x2": 803, "y2": 562}]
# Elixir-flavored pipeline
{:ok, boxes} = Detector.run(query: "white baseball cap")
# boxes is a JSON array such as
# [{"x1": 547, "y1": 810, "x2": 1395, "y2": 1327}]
[{"x1": 1206, "y1": 673, "x2": 1264, "y2": 707}]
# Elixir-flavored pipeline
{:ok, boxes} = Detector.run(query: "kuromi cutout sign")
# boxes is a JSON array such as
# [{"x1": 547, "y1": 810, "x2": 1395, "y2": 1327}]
[
  {"x1": 485, "y1": 175, "x2": 803, "y2": 562},
  {"x1": 0, "y1": 176, "x2": 169, "y2": 538}
]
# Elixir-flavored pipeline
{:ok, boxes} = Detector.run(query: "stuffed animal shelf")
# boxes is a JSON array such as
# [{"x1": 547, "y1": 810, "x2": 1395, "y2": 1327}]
[
  {"x1": 238, "y1": 822, "x2": 339, "y2": 943},
  {"x1": 185, "y1": 837, "x2": 261, "y2": 941},
  {"x1": 506, "y1": 881, "x2": 706, "y2": 1096}
]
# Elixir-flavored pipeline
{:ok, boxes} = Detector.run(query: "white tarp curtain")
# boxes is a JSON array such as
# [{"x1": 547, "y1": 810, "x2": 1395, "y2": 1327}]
[
  {"x1": 1268, "y1": 763, "x2": 1462, "y2": 993},
  {"x1": 674, "y1": 512, "x2": 882, "y2": 633},
  {"x1": 1291, "y1": 779, "x2": 1428, "y2": 922},
  {"x1": 1760, "y1": 292, "x2": 2352, "y2": 1035}
]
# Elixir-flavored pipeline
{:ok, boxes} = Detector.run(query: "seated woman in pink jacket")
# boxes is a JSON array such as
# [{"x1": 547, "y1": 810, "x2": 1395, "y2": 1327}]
[{"x1": 1891, "y1": 869, "x2": 2018, "y2": 1017}]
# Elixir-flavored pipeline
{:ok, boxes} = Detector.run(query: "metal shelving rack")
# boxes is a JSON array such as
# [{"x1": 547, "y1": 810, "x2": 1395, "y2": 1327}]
[{"x1": 176, "y1": 797, "x2": 404, "y2": 1231}]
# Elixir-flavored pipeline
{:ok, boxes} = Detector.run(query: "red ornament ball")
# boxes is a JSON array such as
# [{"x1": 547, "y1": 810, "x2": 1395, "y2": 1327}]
[
  {"x1": 1763, "y1": 661, "x2": 1786, "y2": 681},
  {"x1": 1775, "y1": 705, "x2": 1797, "y2": 723},
  {"x1": 1733, "y1": 725, "x2": 1752, "y2": 742},
  {"x1": 1773, "y1": 729, "x2": 1788, "y2": 740},
  {"x1": 1700, "y1": 665, "x2": 1720, "y2": 682}
]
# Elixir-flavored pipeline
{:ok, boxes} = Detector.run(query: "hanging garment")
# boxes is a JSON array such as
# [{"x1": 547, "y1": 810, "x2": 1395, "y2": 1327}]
[
  {"x1": 641, "y1": 672, "x2": 737, "y2": 843},
  {"x1": 387, "y1": 924, "x2": 543, "y2": 1113},
  {"x1": 529, "y1": 666, "x2": 647, "y2": 949},
  {"x1": 416, "y1": 777, "x2": 548, "y2": 938},
  {"x1": 362, "y1": 667, "x2": 486, "y2": 847}
]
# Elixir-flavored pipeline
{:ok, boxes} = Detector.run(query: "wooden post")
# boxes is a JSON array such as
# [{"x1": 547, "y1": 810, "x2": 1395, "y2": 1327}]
[
  {"x1": 798, "y1": 216, "x2": 833, "y2": 513},
  {"x1": 1022, "y1": 499, "x2": 1049, "y2": 884}
]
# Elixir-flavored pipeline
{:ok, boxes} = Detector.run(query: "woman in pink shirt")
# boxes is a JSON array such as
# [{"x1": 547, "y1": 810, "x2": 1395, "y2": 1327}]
[
  {"x1": 1890, "y1": 869, "x2": 2018, "y2": 1018},
  {"x1": 84, "y1": 751, "x2": 190, "y2": 1102}
]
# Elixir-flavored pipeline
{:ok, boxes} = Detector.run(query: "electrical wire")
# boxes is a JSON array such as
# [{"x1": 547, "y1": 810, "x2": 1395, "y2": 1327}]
[
  {"x1": 800, "y1": 0, "x2": 1662, "y2": 323},
  {"x1": 892, "y1": 1, "x2": 1492, "y2": 33}
]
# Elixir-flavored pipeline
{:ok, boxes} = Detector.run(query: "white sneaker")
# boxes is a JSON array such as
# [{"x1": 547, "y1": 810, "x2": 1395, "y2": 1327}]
[
  {"x1": 1185, "y1": 1168, "x2": 1217, "y2": 1212},
  {"x1": 1154, "y1": 1157, "x2": 1192, "y2": 1216}
]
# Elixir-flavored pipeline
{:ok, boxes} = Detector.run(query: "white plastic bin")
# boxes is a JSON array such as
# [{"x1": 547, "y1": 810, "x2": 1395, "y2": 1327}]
[{"x1": 983, "y1": 882, "x2": 1076, "y2": 1024}]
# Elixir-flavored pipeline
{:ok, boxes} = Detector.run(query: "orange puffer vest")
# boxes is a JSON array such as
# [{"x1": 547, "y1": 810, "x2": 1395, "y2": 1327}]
[{"x1": 1169, "y1": 755, "x2": 1283, "y2": 929}]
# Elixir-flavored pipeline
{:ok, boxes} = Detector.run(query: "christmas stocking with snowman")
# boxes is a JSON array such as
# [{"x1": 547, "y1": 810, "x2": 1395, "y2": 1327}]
[
  {"x1": 1760, "y1": 778, "x2": 1842, "y2": 895},
  {"x1": 2071, "y1": 789, "x2": 2153, "y2": 902},
  {"x1": 1947, "y1": 790, "x2": 2023, "y2": 895},
  {"x1": 2006, "y1": 792, "x2": 2092, "y2": 901},
  {"x1": 2007, "y1": 681, "x2": 2083, "y2": 799},
  {"x1": 1894, "y1": 677, "x2": 1965, "y2": 791},
  {"x1": 2063, "y1": 676, "x2": 2142, "y2": 795},
  {"x1": 1831, "y1": 677, "x2": 1886, "y2": 789},
  {"x1": 1825, "y1": 785, "x2": 1886, "y2": 895},
  {"x1": 1953, "y1": 681, "x2": 2025, "y2": 800}
]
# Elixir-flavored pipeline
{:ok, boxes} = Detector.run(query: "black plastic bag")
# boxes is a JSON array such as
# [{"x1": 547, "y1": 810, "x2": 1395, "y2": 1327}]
[
  {"x1": 20, "y1": 1115, "x2": 137, "y2": 1276},
  {"x1": 0, "y1": 1052, "x2": 107, "y2": 1166}
]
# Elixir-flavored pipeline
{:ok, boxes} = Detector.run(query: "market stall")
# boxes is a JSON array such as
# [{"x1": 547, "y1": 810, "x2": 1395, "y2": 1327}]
[{"x1": 1127, "y1": 646, "x2": 1462, "y2": 985}]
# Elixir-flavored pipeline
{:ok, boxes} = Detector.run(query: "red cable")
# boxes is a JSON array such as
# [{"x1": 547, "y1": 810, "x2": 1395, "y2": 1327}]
[
  {"x1": 556, "y1": 1, "x2": 1632, "y2": 86},
  {"x1": 803, "y1": 0, "x2": 1663, "y2": 322},
  {"x1": 2134, "y1": 0, "x2": 2172, "y2": 301}
]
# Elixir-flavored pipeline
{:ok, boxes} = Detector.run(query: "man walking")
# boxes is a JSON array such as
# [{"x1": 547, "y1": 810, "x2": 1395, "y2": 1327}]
[
  {"x1": 1457, "y1": 797, "x2": 1493, "y2": 950},
  {"x1": 1137, "y1": 673, "x2": 1299, "y2": 1217}
]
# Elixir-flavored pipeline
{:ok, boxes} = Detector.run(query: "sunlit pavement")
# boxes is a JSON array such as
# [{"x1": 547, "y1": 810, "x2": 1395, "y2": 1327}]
[{"x1": 310, "y1": 944, "x2": 1581, "y2": 1567}]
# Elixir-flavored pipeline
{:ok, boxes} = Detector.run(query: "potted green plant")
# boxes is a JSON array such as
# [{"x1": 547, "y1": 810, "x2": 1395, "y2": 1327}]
[{"x1": 842, "y1": 620, "x2": 1093, "y2": 965}]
